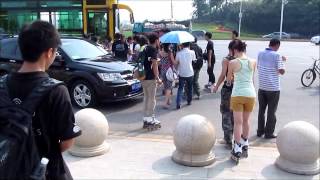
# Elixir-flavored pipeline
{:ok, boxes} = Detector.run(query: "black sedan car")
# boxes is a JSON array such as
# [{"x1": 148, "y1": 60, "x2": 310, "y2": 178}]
[{"x1": 0, "y1": 37, "x2": 143, "y2": 108}]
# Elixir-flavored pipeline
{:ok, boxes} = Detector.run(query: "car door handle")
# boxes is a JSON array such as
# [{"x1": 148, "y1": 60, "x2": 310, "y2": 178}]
[{"x1": 9, "y1": 60, "x2": 16, "y2": 63}]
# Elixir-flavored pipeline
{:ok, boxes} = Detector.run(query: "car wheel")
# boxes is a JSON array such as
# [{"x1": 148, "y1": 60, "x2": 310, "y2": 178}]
[{"x1": 70, "y1": 80, "x2": 96, "y2": 108}]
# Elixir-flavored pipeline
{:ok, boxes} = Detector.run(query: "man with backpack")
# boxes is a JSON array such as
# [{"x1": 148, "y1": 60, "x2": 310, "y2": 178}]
[
  {"x1": 190, "y1": 37, "x2": 203, "y2": 100},
  {"x1": 0, "y1": 20, "x2": 81, "y2": 179},
  {"x1": 140, "y1": 33, "x2": 162, "y2": 130}
]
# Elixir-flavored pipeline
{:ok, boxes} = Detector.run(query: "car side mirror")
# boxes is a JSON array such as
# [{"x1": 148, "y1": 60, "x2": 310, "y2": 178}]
[{"x1": 53, "y1": 55, "x2": 64, "y2": 66}]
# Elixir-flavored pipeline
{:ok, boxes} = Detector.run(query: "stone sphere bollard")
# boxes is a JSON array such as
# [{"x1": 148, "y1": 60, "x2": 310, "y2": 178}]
[
  {"x1": 172, "y1": 114, "x2": 216, "y2": 167},
  {"x1": 69, "y1": 108, "x2": 110, "y2": 157},
  {"x1": 275, "y1": 121, "x2": 319, "y2": 175}
]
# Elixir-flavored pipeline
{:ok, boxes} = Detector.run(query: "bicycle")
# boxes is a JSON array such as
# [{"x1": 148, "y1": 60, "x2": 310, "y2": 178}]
[{"x1": 301, "y1": 58, "x2": 320, "y2": 87}]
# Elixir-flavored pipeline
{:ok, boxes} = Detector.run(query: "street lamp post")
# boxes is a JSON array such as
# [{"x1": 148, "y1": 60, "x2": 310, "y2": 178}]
[
  {"x1": 171, "y1": 0, "x2": 174, "y2": 20},
  {"x1": 280, "y1": 0, "x2": 288, "y2": 39},
  {"x1": 238, "y1": 0, "x2": 243, "y2": 38}
]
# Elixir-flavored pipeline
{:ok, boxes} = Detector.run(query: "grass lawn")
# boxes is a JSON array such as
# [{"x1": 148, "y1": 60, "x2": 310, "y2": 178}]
[{"x1": 192, "y1": 22, "x2": 260, "y2": 40}]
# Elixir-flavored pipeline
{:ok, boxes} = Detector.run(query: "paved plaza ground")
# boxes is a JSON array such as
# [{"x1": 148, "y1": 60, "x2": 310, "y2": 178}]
[
  {"x1": 81, "y1": 40, "x2": 319, "y2": 140},
  {"x1": 64, "y1": 136, "x2": 319, "y2": 179},
  {"x1": 69, "y1": 40, "x2": 319, "y2": 179}
]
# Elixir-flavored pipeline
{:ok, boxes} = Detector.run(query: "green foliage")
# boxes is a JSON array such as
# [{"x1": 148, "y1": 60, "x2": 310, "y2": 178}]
[{"x1": 192, "y1": 0, "x2": 320, "y2": 37}]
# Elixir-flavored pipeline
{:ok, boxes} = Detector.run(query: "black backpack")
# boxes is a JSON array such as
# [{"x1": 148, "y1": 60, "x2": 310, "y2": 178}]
[
  {"x1": 133, "y1": 45, "x2": 148, "y2": 80},
  {"x1": 0, "y1": 75, "x2": 63, "y2": 179},
  {"x1": 190, "y1": 43, "x2": 204, "y2": 70}
]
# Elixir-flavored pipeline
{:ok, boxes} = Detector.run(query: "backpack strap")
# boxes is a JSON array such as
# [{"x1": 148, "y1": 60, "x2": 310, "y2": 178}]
[
  {"x1": 21, "y1": 78, "x2": 64, "y2": 114},
  {"x1": 0, "y1": 75, "x2": 64, "y2": 114}
]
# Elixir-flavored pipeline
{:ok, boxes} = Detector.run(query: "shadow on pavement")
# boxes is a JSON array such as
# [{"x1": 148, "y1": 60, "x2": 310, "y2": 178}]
[
  {"x1": 152, "y1": 156, "x2": 208, "y2": 179},
  {"x1": 261, "y1": 164, "x2": 316, "y2": 180}
]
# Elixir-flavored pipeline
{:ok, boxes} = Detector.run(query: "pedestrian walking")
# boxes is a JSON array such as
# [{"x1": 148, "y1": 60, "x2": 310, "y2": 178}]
[
  {"x1": 212, "y1": 41, "x2": 236, "y2": 149},
  {"x1": 0, "y1": 20, "x2": 81, "y2": 179},
  {"x1": 204, "y1": 32, "x2": 216, "y2": 89},
  {"x1": 159, "y1": 43, "x2": 175, "y2": 109},
  {"x1": 141, "y1": 33, "x2": 162, "y2": 130},
  {"x1": 227, "y1": 39, "x2": 256, "y2": 163},
  {"x1": 190, "y1": 37, "x2": 203, "y2": 99},
  {"x1": 172, "y1": 42, "x2": 196, "y2": 109},
  {"x1": 127, "y1": 36, "x2": 134, "y2": 62},
  {"x1": 232, "y1": 30, "x2": 239, "y2": 40},
  {"x1": 257, "y1": 39, "x2": 286, "y2": 139},
  {"x1": 112, "y1": 33, "x2": 129, "y2": 61}
]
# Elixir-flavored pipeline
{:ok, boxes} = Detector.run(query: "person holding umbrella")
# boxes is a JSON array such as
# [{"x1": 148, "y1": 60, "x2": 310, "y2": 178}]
[{"x1": 160, "y1": 31, "x2": 196, "y2": 109}]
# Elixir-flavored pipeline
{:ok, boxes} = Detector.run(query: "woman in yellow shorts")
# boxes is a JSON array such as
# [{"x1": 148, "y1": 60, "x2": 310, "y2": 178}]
[{"x1": 227, "y1": 39, "x2": 256, "y2": 163}]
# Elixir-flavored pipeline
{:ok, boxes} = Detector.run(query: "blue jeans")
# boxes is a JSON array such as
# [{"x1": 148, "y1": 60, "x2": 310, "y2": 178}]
[{"x1": 176, "y1": 76, "x2": 194, "y2": 106}]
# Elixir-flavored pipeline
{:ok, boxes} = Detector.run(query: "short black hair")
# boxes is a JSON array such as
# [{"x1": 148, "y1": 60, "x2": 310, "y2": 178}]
[
  {"x1": 231, "y1": 39, "x2": 247, "y2": 52},
  {"x1": 232, "y1": 30, "x2": 239, "y2": 38},
  {"x1": 182, "y1": 42, "x2": 190, "y2": 47},
  {"x1": 205, "y1": 32, "x2": 212, "y2": 39},
  {"x1": 148, "y1": 33, "x2": 159, "y2": 44},
  {"x1": 127, "y1": 36, "x2": 133, "y2": 41},
  {"x1": 269, "y1": 38, "x2": 281, "y2": 47},
  {"x1": 138, "y1": 35, "x2": 149, "y2": 46},
  {"x1": 18, "y1": 20, "x2": 61, "y2": 62},
  {"x1": 162, "y1": 43, "x2": 172, "y2": 53},
  {"x1": 194, "y1": 36, "x2": 198, "y2": 43},
  {"x1": 115, "y1": 33, "x2": 121, "y2": 40}
]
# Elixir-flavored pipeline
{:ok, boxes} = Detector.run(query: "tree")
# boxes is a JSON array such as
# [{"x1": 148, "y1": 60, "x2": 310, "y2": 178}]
[
  {"x1": 193, "y1": 0, "x2": 320, "y2": 37},
  {"x1": 192, "y1": 0, "x2": 210, "y2": 21}
]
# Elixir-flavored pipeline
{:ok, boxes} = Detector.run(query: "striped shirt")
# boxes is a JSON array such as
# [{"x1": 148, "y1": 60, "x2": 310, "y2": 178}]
[{"x1": 257, "y1": 48, "x2": 285, "y2": 91}]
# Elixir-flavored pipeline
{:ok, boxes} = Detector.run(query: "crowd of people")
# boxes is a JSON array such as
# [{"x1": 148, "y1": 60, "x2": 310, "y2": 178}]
[{"x1": 0, "y1": 19, "x2": 287, "y2": 179}]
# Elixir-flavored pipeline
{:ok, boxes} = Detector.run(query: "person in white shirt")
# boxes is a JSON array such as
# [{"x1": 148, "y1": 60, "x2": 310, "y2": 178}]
[{"x1": 172, "y1": 42, "x2": 197, "y2": 109}]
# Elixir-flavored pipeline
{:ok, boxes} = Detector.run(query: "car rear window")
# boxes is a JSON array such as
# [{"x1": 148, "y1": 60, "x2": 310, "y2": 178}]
[{"x1": 0, "y1": 39, "x2": 22, "y2": 60}]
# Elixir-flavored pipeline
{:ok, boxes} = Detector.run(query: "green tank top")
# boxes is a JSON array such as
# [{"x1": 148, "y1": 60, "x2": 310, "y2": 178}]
[{"x1": 231, "y1": 58, "x2": 256, "y2": 97}]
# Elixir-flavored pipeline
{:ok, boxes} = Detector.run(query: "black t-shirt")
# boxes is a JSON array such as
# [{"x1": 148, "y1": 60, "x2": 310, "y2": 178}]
[
  {"x1": 6, "y1": 72, "x2": 81, "y2": 179},
  {"x1": 206, "y1": 40, "x2": 215, "y2": 63},
  {"x1": 112, "y1": 40, "x2": 129, "y2": 60},
  {"x1": 143, "y1": 45, "x2": 158, "y2": 80}
]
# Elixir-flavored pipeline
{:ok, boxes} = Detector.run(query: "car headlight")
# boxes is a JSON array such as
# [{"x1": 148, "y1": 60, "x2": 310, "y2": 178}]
[{"x1": 97, "y1": 73, "x2": 123, "y2": 81}]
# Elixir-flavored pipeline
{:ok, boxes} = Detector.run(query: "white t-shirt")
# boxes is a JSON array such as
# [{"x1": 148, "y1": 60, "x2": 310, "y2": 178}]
[{"x1": 176, "y1": 48, "x2": 196, "y2": 77}]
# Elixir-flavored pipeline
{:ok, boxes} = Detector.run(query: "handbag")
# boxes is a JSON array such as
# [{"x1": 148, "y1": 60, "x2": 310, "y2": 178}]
[{"x1": 166, "y1": 66, "x2": 178, "y2": 82}]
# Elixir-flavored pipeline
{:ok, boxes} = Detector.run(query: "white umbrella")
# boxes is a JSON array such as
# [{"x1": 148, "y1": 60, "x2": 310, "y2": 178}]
[{"x1": 160, "y1": 31, "x2": 195, "y2": 44}]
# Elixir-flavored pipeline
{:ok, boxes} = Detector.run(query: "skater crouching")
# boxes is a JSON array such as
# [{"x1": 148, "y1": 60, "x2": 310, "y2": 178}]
[
  {"x1": 227, "y1": 39, "x2": 256, "y2": 163},
  {"x1": 212, "y1": 41, "x2": 236, "y2": 149}
]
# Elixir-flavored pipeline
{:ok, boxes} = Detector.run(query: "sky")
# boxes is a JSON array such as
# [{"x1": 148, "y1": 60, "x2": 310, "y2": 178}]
[{"x1": 118, "y1": 0, "x2": 195, "y2": 22}]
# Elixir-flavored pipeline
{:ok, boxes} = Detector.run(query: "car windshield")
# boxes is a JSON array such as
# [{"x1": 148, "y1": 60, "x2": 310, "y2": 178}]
[{"x1": 61, "y1": 39, "x2": 106, "y2": 60}]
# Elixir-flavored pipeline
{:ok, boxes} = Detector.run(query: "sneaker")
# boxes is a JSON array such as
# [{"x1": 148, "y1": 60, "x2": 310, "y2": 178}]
[
  {"x1": 240, "y1": 137, "x2": 249, "y2": 147},
  {"x1": 231, "y1": 141, "x2": 242, "y2": 159},
  {"x1": 233, "y1": 141, "x2": 242, "y2": 154}
]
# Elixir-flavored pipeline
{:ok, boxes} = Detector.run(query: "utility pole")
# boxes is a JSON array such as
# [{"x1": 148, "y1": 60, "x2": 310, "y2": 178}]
[
  {"x1": 280, "y1": 0, "x2": 288, "y2": 39},
  {"x1": 238, "y1": 0, "x2": 243, "y2": 38},
  {"x1": 171, "y1": 0, "x2": 174, "y2": 20}
]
